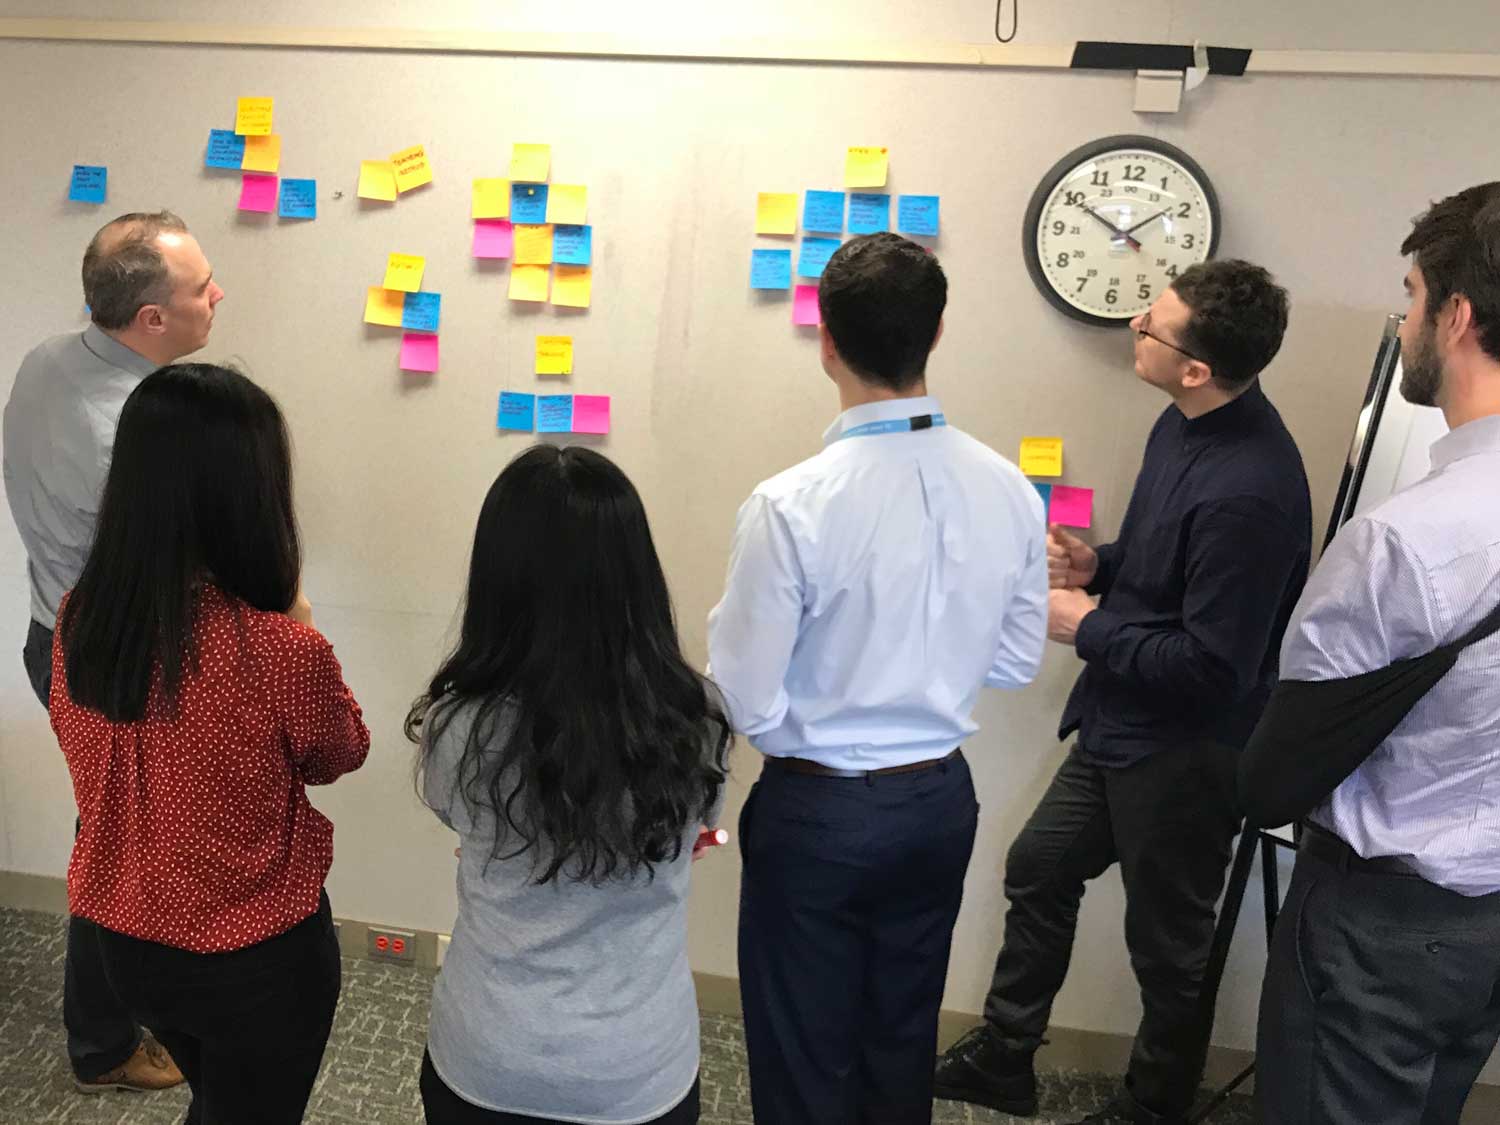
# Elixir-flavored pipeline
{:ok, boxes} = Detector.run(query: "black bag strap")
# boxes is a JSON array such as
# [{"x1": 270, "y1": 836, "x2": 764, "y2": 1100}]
[{"x1": 1448, "y1": 595, "x2": 1500, "y2": 652}]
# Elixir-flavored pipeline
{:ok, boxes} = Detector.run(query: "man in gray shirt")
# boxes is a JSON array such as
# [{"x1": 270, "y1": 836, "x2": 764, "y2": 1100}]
[{"x1": 2, "y1": 210, "x2": 223, "y2": 1093}]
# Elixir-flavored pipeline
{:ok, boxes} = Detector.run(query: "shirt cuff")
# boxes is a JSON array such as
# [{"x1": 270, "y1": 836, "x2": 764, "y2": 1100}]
[{"x1": 1075, "y1": 606, "x2": 1124, "y2": 663}]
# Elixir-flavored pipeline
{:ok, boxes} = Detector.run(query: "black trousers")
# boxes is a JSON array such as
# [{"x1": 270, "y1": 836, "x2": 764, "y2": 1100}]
[
  {"x1": 23, "y1": 618, "x2": 144, "y2": 1081},
  {"x1": 1256, "y1": 838, "x2": 1500, "y2": 1125},
  {"x1": 419, "y1": 1052, "x2": 700, "y2": 1124},
  {"x1": 981, "y1": 742, "x2": 1241, "y2": 1120},
  {"x1": 738, "y1": 752, "x2": 979, "y2": 1125}
]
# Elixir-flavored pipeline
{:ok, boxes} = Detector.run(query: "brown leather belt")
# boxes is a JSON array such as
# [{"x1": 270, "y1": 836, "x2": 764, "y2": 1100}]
[
  {"x1": 765, "y1": 748, "x2": 962, "y2": 780},
  {"x1": 1299, "y1": 821, "x2": 1421, "y2": 878}
]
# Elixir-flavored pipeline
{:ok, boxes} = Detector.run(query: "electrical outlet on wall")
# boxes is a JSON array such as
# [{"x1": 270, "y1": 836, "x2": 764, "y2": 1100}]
[{"x1": 368, "y1": 926, "x2": 417, "y2": 963}]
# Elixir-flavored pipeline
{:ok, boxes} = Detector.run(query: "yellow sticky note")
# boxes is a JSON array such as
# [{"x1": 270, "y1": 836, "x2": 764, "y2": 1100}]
[
  {"x1": 472, "y1": 178, "x2": 510, "y2": 218},
  {"x1": 551, "y1": 265, "x2": 592, "y2": 309},
  {"x1": 241, "y1": 134, "x2": 281, "y2": 174},
  {"x1": 535, "y1": 335, "x2": 574, "y2": 375},
  {"x1": 358, "y1": 160, "x2": 398, "y2": 201},
  {"x1": 363, "y1": 286, "x2": 405, "y2": 327},
  {"x1": 845, "y1": 145, "x2": 889, "y2": 188},
  {"x1": 510, "y1": 143, "x2": 551, "y2": 182},
  {"x1": 1020, "y1": 437, "x2": 1064, "y2": 478},
  {"x1": 383, "y1": 253, "x2": 425, "y2": 293},
  {"x1": 756, "y1": 192, "x2": 798, "y2": 235},
  {"x1": 235, "y1": 96, "x2": 273, "y2": 136},
  {"x1": 514, "y1": 224, "x2": 554, "y2": 266},
  {"x1": 546, "y1": 184, "x2": 587, "y2": 225},
  {"x1": 390, "y1": 144, "x2": 433, "y2": 193},
  {"x1": 509, "y1": 263, "x2": 550, "y2": 303}
]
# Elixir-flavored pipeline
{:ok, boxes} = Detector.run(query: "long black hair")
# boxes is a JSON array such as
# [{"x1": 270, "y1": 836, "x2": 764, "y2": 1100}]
[
  {"x1": 406, "y1": 445, "x2": 731, "y2": 885},
  {"x1": 59, "y1": 363, "x2": 300, "y2": 721}
]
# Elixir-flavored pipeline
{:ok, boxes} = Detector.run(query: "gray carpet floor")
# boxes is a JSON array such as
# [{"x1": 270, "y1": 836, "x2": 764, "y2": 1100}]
[{"x1": 0, "y1": 906, "x2": 1253, "y2": 1124}]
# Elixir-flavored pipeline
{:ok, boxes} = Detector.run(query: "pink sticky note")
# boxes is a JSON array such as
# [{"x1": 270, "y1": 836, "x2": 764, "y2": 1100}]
[
  {"x1": 238, "y1": 173, "x2": 278, "y2": 213},
  {"x1": 1049, "y1": 485, "x2": 1094, "y2": 528},
  {"x1": 571, "y1": 394, "x2": 611, "y2": 434},
  {"x1": 793, "y1": 284, "x2": 821, "y2": 325},
  {"x1": 472, "y1": 219, "x2": 514, "y2": 259},
  {"x1": 399, "y1": 332, "x2": 439, "y2": 373}
]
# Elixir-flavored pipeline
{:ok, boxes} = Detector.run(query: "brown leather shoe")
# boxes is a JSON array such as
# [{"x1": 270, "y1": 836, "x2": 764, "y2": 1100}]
[{"x1": 75, "y1": 1037, "x2": 185, "y2": 1093}]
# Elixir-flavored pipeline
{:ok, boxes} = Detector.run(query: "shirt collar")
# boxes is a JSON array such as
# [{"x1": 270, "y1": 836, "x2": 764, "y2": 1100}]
[
  {"x1": 1430, "y1": 413, "x2": 1500, "y2": 472},
  {"x1": 822, "y1": 395, "x2": 943, "y2": 446},
  {"x1": 1181, "y1": 380, "x2": 1268, "y2": 440},
  {"x1": 82, "y1": 323, "x2": 159, "y2": 378}
]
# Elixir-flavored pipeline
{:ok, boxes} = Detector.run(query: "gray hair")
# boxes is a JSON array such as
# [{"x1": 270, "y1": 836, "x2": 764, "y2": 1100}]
[{"x1": 81, "y1": 211, "x2": 190, "y2": 331}]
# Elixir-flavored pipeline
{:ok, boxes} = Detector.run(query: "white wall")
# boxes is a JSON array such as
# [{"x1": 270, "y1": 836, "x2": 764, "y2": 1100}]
[{"x1": 3, "y1": 0, "x2": 1499, "y2": 1074}]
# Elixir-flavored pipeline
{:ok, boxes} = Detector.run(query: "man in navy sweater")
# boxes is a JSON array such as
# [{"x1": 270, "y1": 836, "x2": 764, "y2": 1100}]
[{"x1": 936, "y1": 260, "x2": 1312, "y2": 1125}]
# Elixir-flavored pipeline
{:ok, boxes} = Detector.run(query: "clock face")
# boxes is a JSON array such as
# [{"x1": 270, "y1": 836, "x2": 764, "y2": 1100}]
[{"x1": 1023, "y1": 137, "x2": 1219, "y2": 326}]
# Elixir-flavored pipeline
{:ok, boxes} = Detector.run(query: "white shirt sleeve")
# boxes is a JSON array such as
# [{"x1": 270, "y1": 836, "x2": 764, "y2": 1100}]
[{"x1": 986, "y1": 525, "x2": 1049, "y2": 689}]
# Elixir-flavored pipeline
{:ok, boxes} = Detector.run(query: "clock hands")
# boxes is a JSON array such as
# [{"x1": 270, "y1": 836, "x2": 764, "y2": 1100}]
[
  {"x1": 1122, "y1": 209, "x2": 1169, "y2": 237},
  {"x1": 1079, "y1": 205, "x2": 1142, "y2": 251}
]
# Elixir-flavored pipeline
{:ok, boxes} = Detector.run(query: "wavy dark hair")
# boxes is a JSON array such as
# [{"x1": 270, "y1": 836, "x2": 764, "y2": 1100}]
[
  {"x1": 406, "y1": 445, "x2": 731, "y2": 885},
  {"x1": 59, "y1": 364, "x2": 300, "y2": 721}
]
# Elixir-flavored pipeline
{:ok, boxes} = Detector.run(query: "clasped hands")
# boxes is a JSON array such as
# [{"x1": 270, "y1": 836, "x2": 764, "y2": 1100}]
[{"x1": 1047, "y1": 524, "x2": 1098, "y2": 646}]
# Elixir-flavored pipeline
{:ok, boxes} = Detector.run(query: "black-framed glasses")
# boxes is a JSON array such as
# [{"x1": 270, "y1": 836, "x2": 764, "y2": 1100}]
[{"x1": 1135, "y1": 316, "x2": 1208, "y2": 365}]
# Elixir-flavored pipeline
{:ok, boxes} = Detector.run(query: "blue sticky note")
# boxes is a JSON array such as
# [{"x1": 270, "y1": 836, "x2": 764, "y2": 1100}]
[
  {"x1": 897, "y1": 195, "x2": 940, "y2": 236},
  {"x1": 848, "y1": 193, "x2": 891, "y2": 235},
  {"x1": 278, "y1": 179, "x2": 317, "y2": 219},
  {"x1": 205, "y1": 129, "x2": 246, "y2": 169},
  {"x1": 803, "y1": 190, "x2": 846, "y2": 233},
  {"x1": 68, "y1": 166, "x2": 107, "y2": 204},
  {"x1": 498, "y1": 392, "x2": 536, "y2": 432},
  {"x1": 554, "y1": 224, "x2": 592, "y2": 266},
  {"x1": 797, "y1": 237, "x2": 841, "y2": 279},
  {"x1": 511, "y1": 183, "x2": 549, "y2": 224},
  {"x1": 537, "y1": 395, "x2": 573, "y2": 433},
  {"x1": 401, "y1": 291, "x2": 441, "y2": 333},
  {"x1": 1034, "y1": 482, "x2": 1053, "y2": 519},
  {"x1": 750, "y1": 248, "x2": 792, "y2": 290}
]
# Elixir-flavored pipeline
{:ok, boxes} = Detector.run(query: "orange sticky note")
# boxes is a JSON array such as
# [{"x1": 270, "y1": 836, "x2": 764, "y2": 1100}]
[
  {"x1": 756, "y1": 192, "x2": 798, "y2": 235},
  {"x1": 1019, "y1": 437, "x2": 1064, "y2": 477},
  {"x1": 358, "y1": 160, "x2": 397, "y2": 201},
  {"x1": 546, "y1": 184, "x2": 587, "y2": 225},
  {"x1": 510, "y1": 143, "x2": 551, "y2": 181},
  {"x1": 235, "y1": 96, "x2": 273, "y2": 136},
  {"x1": 383, "y1": 253, "x2": 425, "y2": 293},
  {"x1": 389, "y1": 144, "x2": 433, "y2": 193},
  {"x1": 845, "y1": 145, "x2": 889, "y2": 188},
  {"x1": 472, "y1": 178, "x2": 509, "y2": 218},
  {"x1": 513, "y1": 224, "x2": 554, "y2": 266},
  {"x1": 509, "y1": 263, "x2": 550, "y2": 303},
  {"x1": 363, "y1": 287, "x2": 405, "y2": 327},
  {"x1": 551, "y1": 265, "x2": 592, "y2": 308},
  {"x1": 241, "y1": 134, "x2": 281, "y2": 174}
]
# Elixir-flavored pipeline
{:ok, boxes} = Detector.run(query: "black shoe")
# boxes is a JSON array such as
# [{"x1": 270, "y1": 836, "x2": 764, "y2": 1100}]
[{"x1": 933, "y1": 1025, "x2": 1038, "y2": 1116}]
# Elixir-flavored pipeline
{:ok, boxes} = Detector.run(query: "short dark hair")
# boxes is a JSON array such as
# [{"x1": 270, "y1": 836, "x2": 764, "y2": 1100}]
[
  {"x1": 59, "y1": 364, "x2": 300, "y2": 721},
  {"x1": 1170, "y1": 259, "x2": 1289, "y2": 390},
  {"x1": 818, "y1": 232, "x2": 947, "y2": 391},
  {"x1": 81, "y1": 210, "x2": 189, "y2": 331},
  {"x1": 1400, "y1": 182, "x2": 1500, "y2": 363}
]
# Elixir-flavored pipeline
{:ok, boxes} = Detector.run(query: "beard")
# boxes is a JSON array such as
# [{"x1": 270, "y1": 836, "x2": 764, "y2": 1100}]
[{"x1": 1399, "y1": 321, "x2": 1443, "y2": 407}]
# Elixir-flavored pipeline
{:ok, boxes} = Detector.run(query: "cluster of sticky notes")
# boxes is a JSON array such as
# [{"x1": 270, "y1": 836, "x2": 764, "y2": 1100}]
[
  {"x1": 469, "y1": 145, "x2": 594, "y2": 308},
  {"x1": 68, "y1": 165, "x2": 107, "y2": 204},
  {"x1": 205, "y1": 99, "x2": 318, "y2": 221},
  {"x1": 1021, "y1": 438, "x2": 1093, "y2": 527},
  {"x1": 498, "y1": 392, "x2": 610, "y2": 434},
  {"x1": 358, "y1": 143, "x2": 433, "y2": 202},
  {"x1": 362, "y1": 252, "x2": 441, "y2": 372}
]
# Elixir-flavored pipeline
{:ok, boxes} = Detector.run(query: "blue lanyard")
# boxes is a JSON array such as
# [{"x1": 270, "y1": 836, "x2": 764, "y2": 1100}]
[{"x1": 834, "y1": 413, "x2": 947, "y2": 441}]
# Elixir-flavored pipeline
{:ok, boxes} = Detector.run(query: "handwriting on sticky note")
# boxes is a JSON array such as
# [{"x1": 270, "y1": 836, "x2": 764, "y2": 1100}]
[
  {"x1": 472, "y1": 219, "x2": 514, "y2": 259},
  {"x1": 535, "y1": 335, "x2": 574, "y2": 375},
  {"x1": 546, "y1": 184, "x2": 587, "y2": 225},
  {"x1": 797, "y1": 237, "x2": 840, "y2": 279},
  {"x1": 845, "y1": 145, "x2": 889, "y2": 188},
  {"x1": 551, "y1": 265, "x2": 592, "y2": 308},
  {"x1": 510, "y1": 143, "x2": 551, "y2": 182},
  {"x1": 68, "y1": 165, "x2": 107, "y2": 204},
  {"x1": 237, "y1": 173, "x2": 278, "y2": 214},
  {"x1": 364, "y1": 287, "x2": 405, "y2": 327},
  {"x1": 1049, "y1": 485, "x2": 1093, "y2": 529},
  {"x1": 756, "y1": 192, "x2": 798, "y2": 235},
  {"x1": 571, "y1": 395, "x2": 610, "y2": 435},
  {"x1": 498, "y1": 392, "x2": 536, "y2": 432},
  {"x1": 235, "y1": 96, "x2": 273, "y2": 136},
  {"x1": 399, "y1": 332, "x2": 439, "y2": 373},
  {"x1": 802, "y1": 191, "x2": 845, "y2": 233},
  {"x1": 509, "y1": 263, "x2": 550, "y2": 302},
  {"x1": 472, "y1": 178, "x2": 509, "y2": 219},
  {"x1": 750, "y1": 249, "x2": 792, "y2": 290},
  {"x1": 278, "y1": 179, "x2": 316, "y2": 219},
  {"x1": 537, "y1": 395, "x2": 572, "y2": 433},
  {"x1": 513, "y1": 224, "x2": 554, "y2": 266},
  {"x1": 897, "y1": 195, "x2": 940, "y2": 237},
  {"x1": 206, "y1": 130, "x2": 246, "y2": 169},
  {"x1": 1019, "y1": 437, "x2": 1064, "y2": 477},
  {"x1": 553, "y1": 225, "x2": 592, "y2": 266},
  {"x1": 383, "y1": 253, "x2": 425, "y2": 293},
  {"x1": 848, "y1": 193, "x2": 891, "y2": 235},
  {"x1": 793, "y1": 285, "x2": 821, "y2": 326},
  {"x1": 402, "y1": 292, "x2": 441, "y2": 333},
  {"x1": 510, "y1": 182, "x2": 549, "y2": 224},
  {"x1": 390, "y1": 145, "x2": 433, "y2": 193},
  {"x1": 241, "y1": 134, "x2": 281, "y2": 174},
  {"x1": 358, "y1": 160, "x2": 398, "y2": 201}
]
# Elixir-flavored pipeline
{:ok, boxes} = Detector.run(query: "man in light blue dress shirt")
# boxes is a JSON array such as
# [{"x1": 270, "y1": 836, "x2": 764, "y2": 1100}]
[
  {"x1": 1255, "y1": 183, "x2": 1500, "y2": 1124},
  {"x1": 708, "y1": 233, "x2": 1049, "y2": 1124},
  {"x1": 3, "y1": 210, "x2": 222, "y2": 1095}
]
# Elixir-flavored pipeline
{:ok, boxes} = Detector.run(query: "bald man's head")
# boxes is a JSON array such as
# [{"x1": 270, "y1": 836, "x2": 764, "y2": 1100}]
[{"x1": 81, "y1": 210, "x2": 189, "y2": 330}]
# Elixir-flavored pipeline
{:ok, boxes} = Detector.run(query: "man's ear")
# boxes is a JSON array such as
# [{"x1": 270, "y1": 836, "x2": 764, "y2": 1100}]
[{"x1": 134, "y1": 303, "x2": 167, "y2": 337}]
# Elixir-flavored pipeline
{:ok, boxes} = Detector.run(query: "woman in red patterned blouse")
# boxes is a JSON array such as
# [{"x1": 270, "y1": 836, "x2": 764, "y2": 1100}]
[{"x1": 51, "y1": 363, "x2": 370, "y2": 1125}]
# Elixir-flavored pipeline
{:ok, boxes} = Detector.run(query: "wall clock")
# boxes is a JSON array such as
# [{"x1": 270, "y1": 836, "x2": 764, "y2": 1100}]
[{"x1": 1022, "y1": 135, "x2": 1220, "y2": 327}]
